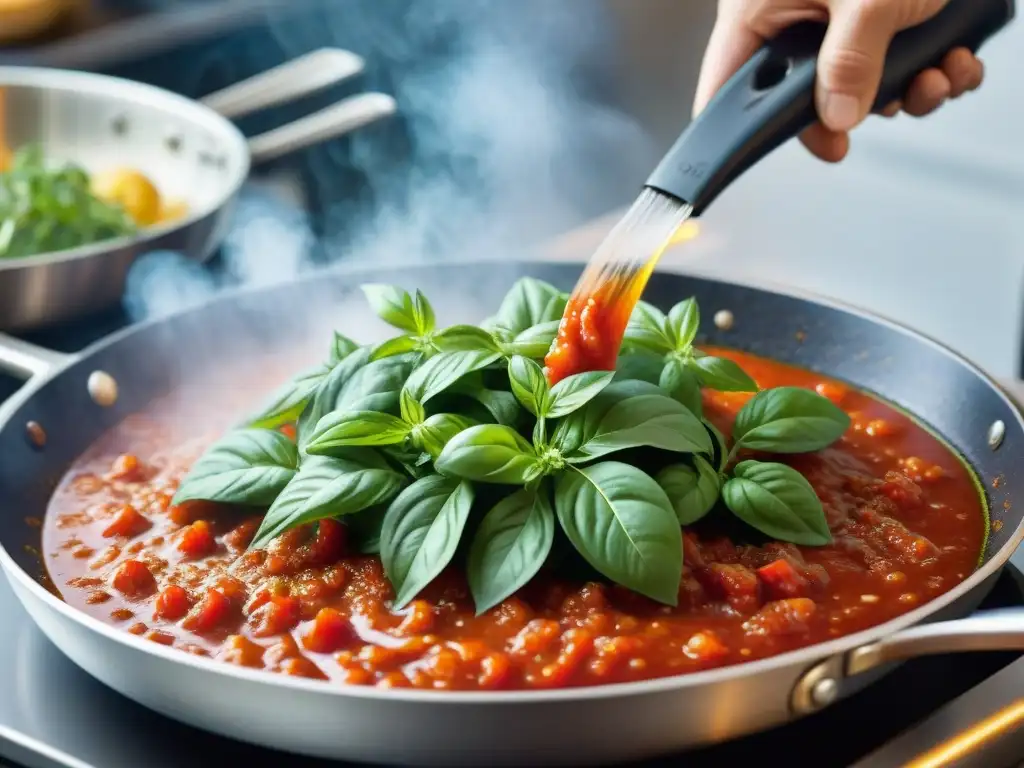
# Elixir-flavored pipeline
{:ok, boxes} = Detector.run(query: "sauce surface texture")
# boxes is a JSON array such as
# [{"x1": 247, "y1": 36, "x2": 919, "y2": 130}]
[{"x1": 44, "y1": 349, "x2": 986, "y2": 691}]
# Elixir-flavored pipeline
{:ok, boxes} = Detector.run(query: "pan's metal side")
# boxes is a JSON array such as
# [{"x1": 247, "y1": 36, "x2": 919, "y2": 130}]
[{"x1": 0, "y1": 263, "x2": 1022, "y2": 766}]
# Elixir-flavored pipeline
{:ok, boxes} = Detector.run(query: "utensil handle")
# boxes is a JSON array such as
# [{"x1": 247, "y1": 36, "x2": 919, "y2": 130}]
[
  {"x1": 246, "y1": 92, "x2": 397, "y2": 164},
  {"x1": 792, "y1": 606, "x2": 1024, "y2": 715},
  {"x1": 0, "y1": 333, "x2": 71, "y2": 380},
  {"x1": 200, "y1": 48, "x2": 365, "y2": 120},
  {"x1": 845, "y1": 607, "x2": 1024, "y2": 675},
  {"x1": 646, "y1": 0, "x2": 1015, "y2": 215}
]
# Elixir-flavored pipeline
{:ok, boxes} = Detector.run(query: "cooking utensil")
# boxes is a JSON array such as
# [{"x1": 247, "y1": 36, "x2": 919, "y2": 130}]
[
  {"x1": 0, "y1": 261, "x2": 1021, "y2": 766},
  {"x1": 0, "y1": 48, "x2": 397, "y2": 332},
  {"x1": 557, "y1": 0, "x2": 1015, "y2": 374}
]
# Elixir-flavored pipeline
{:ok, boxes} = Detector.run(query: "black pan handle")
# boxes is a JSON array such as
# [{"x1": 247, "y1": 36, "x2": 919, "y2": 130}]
[{"x1": 646, "y1": 0, "x2": 1016, "y2": 215}]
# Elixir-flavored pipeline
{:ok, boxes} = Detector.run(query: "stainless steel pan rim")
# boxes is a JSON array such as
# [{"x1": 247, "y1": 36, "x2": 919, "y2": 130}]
[
  {"x1": 0, "y1": 66, "x2": 250, "y2": 271},
  {"x1": 0, "y1": 258, "x2": 1021, "y2": 709}
]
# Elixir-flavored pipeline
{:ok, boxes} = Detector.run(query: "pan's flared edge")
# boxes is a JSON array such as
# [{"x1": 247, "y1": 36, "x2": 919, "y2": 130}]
[{"x1": 0, "y1": 258, "x2": 1022, "y2": 708}]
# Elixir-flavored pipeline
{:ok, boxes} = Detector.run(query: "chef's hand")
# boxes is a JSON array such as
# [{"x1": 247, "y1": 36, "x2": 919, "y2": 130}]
[{"x1": 693, "y1": 0, "x2": 986, "y2": 162}]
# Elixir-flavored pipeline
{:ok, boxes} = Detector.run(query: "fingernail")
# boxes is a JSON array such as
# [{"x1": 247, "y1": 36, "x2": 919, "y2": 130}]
[{"x1": 821, "y1": 92, "x2": 860, "y2": 132}]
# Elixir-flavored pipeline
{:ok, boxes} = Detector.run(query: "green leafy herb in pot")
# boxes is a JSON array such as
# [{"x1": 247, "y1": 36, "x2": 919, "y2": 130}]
[{"x1": 174, "y1": 278, "x2": 850, "y2": 614}]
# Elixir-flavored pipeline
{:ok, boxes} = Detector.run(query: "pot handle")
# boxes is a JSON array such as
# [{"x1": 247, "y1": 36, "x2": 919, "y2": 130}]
[
  {"x1": 246, "y1": 92, "x2": 397, "y2": 164},
  {"x1": 0, "y1": 333, "x2": 72, "y2": 380},
  {"x1": 200, "y1": 48, "x2": 365, "y2": 120},
  {"x1": 791, "y1": 607, "x2": 1024, "y2": 716}
]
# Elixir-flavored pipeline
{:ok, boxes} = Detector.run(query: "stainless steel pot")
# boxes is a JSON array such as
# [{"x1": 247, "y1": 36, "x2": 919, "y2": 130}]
[
  {"x1": 0, "y1": 50, "x2": 397, "y2": 331},
  {"x1": 0, "y1": 261, "x2": 1021, "y2": 766}
]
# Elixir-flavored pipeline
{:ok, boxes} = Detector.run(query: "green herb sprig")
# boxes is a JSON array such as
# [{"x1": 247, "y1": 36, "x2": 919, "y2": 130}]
[
  {"x1": 174, "y1": 278, "x2": 850, "y2": 614},
  {"x1": 0, "y1": 145, "x2": 137, "y2": 258}
]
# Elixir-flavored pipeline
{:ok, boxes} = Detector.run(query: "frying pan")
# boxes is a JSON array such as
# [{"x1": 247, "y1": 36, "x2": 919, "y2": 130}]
[
  {"x1": 0, "y1": 48, "x2": 397, "y2": 332},
  {"x1": 0, "y1": 261, "x2": 1021, "y2": 766}
]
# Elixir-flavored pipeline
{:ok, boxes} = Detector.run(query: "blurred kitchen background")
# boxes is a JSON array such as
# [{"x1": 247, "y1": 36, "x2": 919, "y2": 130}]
[{"x1": 2, "y1": 0, "x2": 1022, "y2": 377}]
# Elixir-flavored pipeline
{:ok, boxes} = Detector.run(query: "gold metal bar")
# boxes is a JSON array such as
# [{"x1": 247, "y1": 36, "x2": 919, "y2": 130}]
[{"x1": 904, "y1": 698, "x2": 1024, "y2": 768}]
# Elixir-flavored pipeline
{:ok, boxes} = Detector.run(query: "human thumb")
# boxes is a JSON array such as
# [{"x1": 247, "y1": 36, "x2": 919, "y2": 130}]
[{"x1": 815, "y1": 0, "x2": 903, "y2": 132}]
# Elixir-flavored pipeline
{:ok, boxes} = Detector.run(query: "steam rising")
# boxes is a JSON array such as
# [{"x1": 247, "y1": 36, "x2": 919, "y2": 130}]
[{"x1": 125, "y1": 0, "x2": 654, "y2": 323}]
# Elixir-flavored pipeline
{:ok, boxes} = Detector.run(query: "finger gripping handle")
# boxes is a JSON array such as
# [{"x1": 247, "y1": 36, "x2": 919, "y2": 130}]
[{"x1": 646, "y1": 0, "x2": 1015, "y2": 215}]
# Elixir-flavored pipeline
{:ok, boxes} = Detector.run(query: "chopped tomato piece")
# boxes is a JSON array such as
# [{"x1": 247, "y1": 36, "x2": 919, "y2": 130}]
[
  {"x1": 279, "y1": 423, "x2": 297, "y2": 441},
  {"x1": 307, "y1": 518, "x2": 347, "y2": 564},
  {"x1": 102, "y1": 504, "x2": 151, "y2": 539},
  {"x1": 223, "y1": 518, "x2": 260, "y2": 552},
  {"x1": 683, "y1": 631, "x2": 729, "y2": 664},
  {"x1": 167, "y1": 500, "x2": 218, "y2": 527},
  {"x1": 814, "y1": 381, "x2": 847, "y2": 404},
  {"x1": 698, "y1": 563, "x2": 761, "y2": 611},
  {"x1": 302, "y1": 607, "x2": 354, "y2": 653},
  {"x1": 757, "y1": 558, "x2": 810, "y2": 599},
  {"x1": 108, "y1": 453, "x2": 145, "y2": 482},
  {"x1": 279, "y1": 656, "x2": 328, "y2": 680},
  {"x1": 154, "y1": 585, "x2": 191, "y2": 620},
  {"x1": 880, "y1": 471, "x2": 923, "y2": 509},
  {"x1": 178, "y1": 520, "x2": 216, "y2": 559},
  {"x1": 744, "y1": 598, "x2": 818, "y2": 637},
  {"x1": 181, "y1": 588, "x2": 232, "y2": 633},
  {"x1": 218, "y1": 635, "x2": 266, "y2": 668},
  {"x1": 110, "y1": 560, "x2": 156, "y2": 598},
  {"x1": 249, "y1": 596, "x2": 301, "y2": 638}
]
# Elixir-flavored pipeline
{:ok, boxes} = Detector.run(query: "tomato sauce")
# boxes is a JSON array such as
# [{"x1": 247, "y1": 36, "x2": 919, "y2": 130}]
[
  {"x1": 544, "y1": 276, "x2": 642, "y2": 385},
  {"x1": 43, "y1": 349, "x2": 986, "y2": 691}
]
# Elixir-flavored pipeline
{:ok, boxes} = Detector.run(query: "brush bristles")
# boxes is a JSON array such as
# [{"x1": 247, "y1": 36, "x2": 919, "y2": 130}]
[{"x1": 569, "y1": 189, "x2": 693, "y2": 304}]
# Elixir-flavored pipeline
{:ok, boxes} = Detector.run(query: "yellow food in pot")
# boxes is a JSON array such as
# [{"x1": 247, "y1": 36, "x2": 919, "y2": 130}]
[
  {"x1": 157, "y1": 198, "x2": 189, "y2": 225},
  {"x1": 91, "y1": 168, "x2": 162, "y2": 227}
]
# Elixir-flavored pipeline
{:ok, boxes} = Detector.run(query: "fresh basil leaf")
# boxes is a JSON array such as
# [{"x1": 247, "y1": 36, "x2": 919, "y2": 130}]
[
  {"x1": 414, "y1": 413, "x2": 475, "y2": 458},
  {"x1": 704, "y1": 418, "x2": 729, "y2": 472},
  {"x1": 502, "y1": 320, "x2": 560, "y2": 358},
  {"x1": 467, "y1": 486, "x2": 555, "y2": 614},
  {"x1": 434, "y1": 325, "x2": 501, "y2": 353},
  {"x1": 370, "y1": 335, "x2": 419, "y2": 361},
  {"x1": 667, "y1": 297, "x2": 699, "y2": 350},
  {"x1": 307, "y1": 410, "x2": 413, "y2": 452},
  {"x1": 722, "y1": 460, "x2": 832, "y2": 545},
  {"x1": 383, "y1": 445, "x2": 434, "y2": 480},
  {"x1": 248, "y1": 364, "x2": 329, "y2": 430},
  {"x1": 251, "y1": 454, "x2": 406, "y2": 549},
  {"x1": 491, "y1": 277, "x2": 567, "y2": 336},
  {"x1": 435, "y1": 424, "x2": 539, "y2": 484},
  {"x1": 335, "y1": 355, "x2": 415, "y2": 414},
  {"x1": 296, "y1": 347, "x2": 372, "y2": 448},
  {"x1": 554, "y1": 462, "x2": 682, "y2": 605},
  {"x1": 656, "y1": 456, "x2": 721, "y2": 525},
  {"x1": 413, "y1": 289, "x2": 436, "y2": 335},
  {"x1": 404, "y1": 349, "x2": 502, "y2": 404},
  {"x1": 689, "y1": 356, "x2": 758, "y2": 393},
  {"x1": 508, "y1": 355, "x2": 550, "y2": 417},
  {"x1": 551, "y1": 380, "x2": 711, "y2": 462},
  {"x1": 615, "y1": 351, "x2": 665, "y2": 385},
  {"x1": 733, "y1": 386, "x2": 850, "y2": 453},
  {"x1": 659, "y1": 358, "x2": 703, "y2": 417},
  {"x1": 361, "y1": 283, "x2": 419, "y2": 333},
  {"x1": 400, "y1": 389, "x2": 425, "y2": 425},
  {"x1": 380, "y1": 475, "x2": 475, "y2": 609},
  {"x1": 329, "y1": 332, "x2": 360, "y2": 365},
  {"x1": 465, "y1": 387, "x2": 520, "y2": 427},
  {"x1": 546, "y1": 370, "x2": 615, "y2": 419},
  {"x1": 624, "y1": 300, "x2": 674, "y2": 355},
  {"x1": 174, "y1": 429, "x2": 298, "y2": 506},
  {"x1": 345, "y1": 504, "x2": 388, "y2": 554}
]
